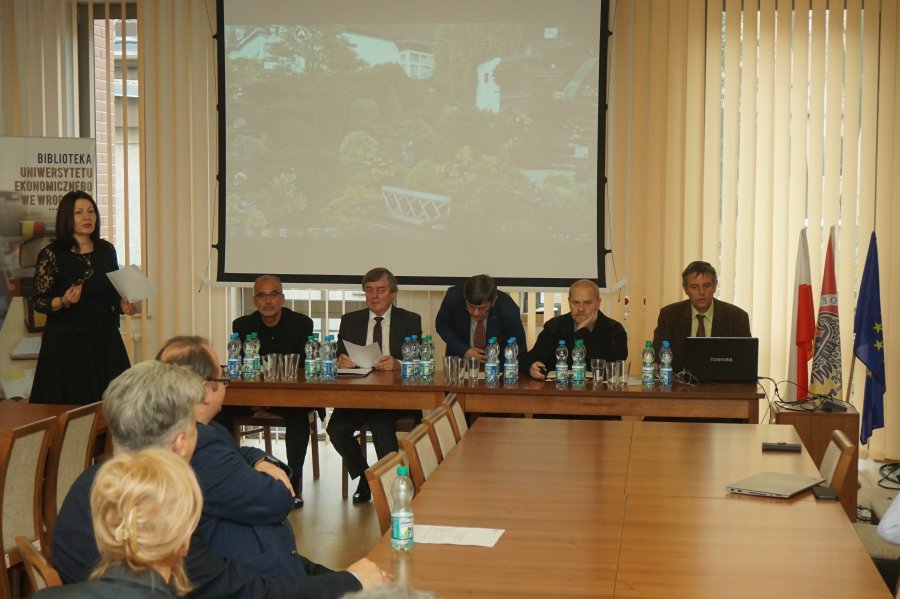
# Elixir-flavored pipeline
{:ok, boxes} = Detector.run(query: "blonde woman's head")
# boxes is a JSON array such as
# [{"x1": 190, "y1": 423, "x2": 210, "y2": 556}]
[{"x1": 90, "y1": 448, "x2": 202, "y2": 596}]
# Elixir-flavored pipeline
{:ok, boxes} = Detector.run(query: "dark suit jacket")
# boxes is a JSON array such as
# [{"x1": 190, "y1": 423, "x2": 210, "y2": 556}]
[
  {"x1": 521, "y1": 311, "x2": 628, "y2": 373},
  {"x1": 51, "y1": 465, "x2": 360, "y2": 599},
  {"x1": 336, "y1": 305, "x2": 422, "y2": 360},
  {"x1": 652, "y1": 298, "x2": 751, "y2": 372},
  {"x1": 435, "y1": 285, "x2": 526, "y2": 363},
  {"x1": 35, "y1": 566, "x2": 175, "y2": 598}
]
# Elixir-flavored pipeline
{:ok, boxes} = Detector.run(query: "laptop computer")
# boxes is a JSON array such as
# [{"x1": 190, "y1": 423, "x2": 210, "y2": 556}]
[
  {"x1": 684, "y1": 336, "x2": 759, "y2": 382},
  {"x1": 726, "y1": 471, "x2": 824, "y2": 498}
]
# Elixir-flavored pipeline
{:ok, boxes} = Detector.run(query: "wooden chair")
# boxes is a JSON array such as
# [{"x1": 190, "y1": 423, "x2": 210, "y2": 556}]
[
  {"x1": 442, "y1": 394, "x2": 468, "y2": 442},
  {"x1": 364, "y1": 451, "x2": 403, "y2": 535},
  {"x1": 341, "y1": 415, "x2": 417, "y2": 498},
  {"x1": 818, "y1": 429, "x2": 855, "y2": 497},
  {"x1": 400, "y1": 424, "x2": 440, "y2": 490},
  {"x1": 42, "y1": 402, "x2": 103, "y2": 552},
  {"x1": 233, "y1": 410, "x2": 320, "y2": 491},
  {"x1": 422, "y1": 406, "x2": 457, "y2": 462},
  {"x1": 14, "y1": 536, "x2": 61, "y2": 592},
  {"x1": 0, "y1": 416, "x2": 57, "y2": 599}
]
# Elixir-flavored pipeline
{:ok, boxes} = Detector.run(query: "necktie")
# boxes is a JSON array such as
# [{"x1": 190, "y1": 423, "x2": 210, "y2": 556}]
[
  {"x1": 373, "y1": 316, "x2": 384, "y2": 351},
  {"x1": 696, "y1": 314, "x2": 706, "y2": 337},
  {"x1": 474, "y1": 319, "x2": 486, "y2": 349}
]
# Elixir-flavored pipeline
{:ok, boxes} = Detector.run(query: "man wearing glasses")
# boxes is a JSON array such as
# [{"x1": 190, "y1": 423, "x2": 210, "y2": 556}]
[
  {"x1": 329, "y1": 267, "x2": 422, "y2": 503},
  {"x1": 226, "y1": 274, "x2": 315, "y2": 508},
  {"x1": 435, "y1": 273, "x2": 526, "y2": 366}
]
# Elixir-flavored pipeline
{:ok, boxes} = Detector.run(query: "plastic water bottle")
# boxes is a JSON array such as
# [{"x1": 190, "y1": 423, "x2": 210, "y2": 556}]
[
  {"x1": 242, "y1": 333, "x2": 259, "y2": 380},
  {"x1": 312, "y1": 333, "x2": 322, "y2": 379},
  {"x1": 503, "y1": 337, "x2": 519, "y2": 384},
  {"x1": 390, "y1": 465, "x2": 415, "y2": 551},
  {"x1": 641, "y1": 340, "x2": 656, "y2": 389},
  {"x1": 484, "y1": 337, "x2": 500, "y2": 385},
  {"x1": 227, "y1": 333, "x2": 242, "y2": 380},
  {"x1": 420, "y1": 336, "x2": 435, "y2": 382},
  {"x1": 321, "y1": 335, "x2": 337, "y2": 381},
  {"x1": 401, "y1": 337, "x2": 414, "y2": 382},
  {"x1": 409, "y1": 335, "x2": 421, "y2": 383},
  {"x1": 304, "y1": 335, "x2": 318, "y2": 381},
  {"x1": 555, "y1": 340, "x2": 569, "y2": 383},
  {"x1": 659, "y1": 340, "x2": 674, "y2": 390},
  {"x1": 571, "y1": 339, "x2": 586, "y2": 385}
]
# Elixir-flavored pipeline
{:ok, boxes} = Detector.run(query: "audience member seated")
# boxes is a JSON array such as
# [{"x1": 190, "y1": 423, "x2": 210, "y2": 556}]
[
  {"x1": 52, "y1": 357, "x2": 385, "y2": 598},
  {"x1": 521, "y1": 279, "x2": 627, "y2": 379},
  {"x1": 37, "y1": 448, "x2": 202, "y2": 598},
  {"x1": 329, "y1": 267, "x2": 422, "y2": 504},
  {"x1": 435, "y1": 274, "x2": 525, "y2": 367},
  {"x1": 652, "y1": 260, "x2": 751, "y2": 373}
]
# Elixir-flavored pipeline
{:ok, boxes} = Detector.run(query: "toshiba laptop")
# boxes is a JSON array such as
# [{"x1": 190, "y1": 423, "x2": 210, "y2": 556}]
[
  {"x1": 726, "y1": 472, "x2": 824, "y2": 498},
  {"x1": 684, "y1": 336, "x2": 759, "y2": 382}
]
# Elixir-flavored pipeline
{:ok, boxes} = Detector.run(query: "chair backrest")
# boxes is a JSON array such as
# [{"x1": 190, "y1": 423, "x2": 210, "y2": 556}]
[
  {"x1": 443, "y1": 394, "x2": 468, "y2": 442},
  {"x1": 43, "y1": 402, "x2": 102, "y2": 546},
  {"x1": 14, "y1": 536, "x2": 61, "y2": 591},
  {"x1": 423, "y1": 406, "x2": 457, "y2": 462},
  {"x1": 401, "y1": 424, "x2": 440, "y2": 490},
  {"x1": 364, "y1": 452, "x2": 403, "y2": 535},
  {"x1": 0, "y1": 416, "x2": 57, "y2": 598},
  {"x1": 819, "y1": 429, "x2": 855, "y2": 493}
]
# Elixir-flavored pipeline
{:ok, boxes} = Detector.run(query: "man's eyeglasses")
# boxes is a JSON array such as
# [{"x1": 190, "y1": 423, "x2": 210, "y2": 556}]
[
  {"x1": 253, "y1": 291, "x2": 283, "y2": 300},
  {"x1": 73, "y1": 269, "x2": 95, "y2": 285},
  {"x1": 205, "y1": 377, "x2": 230, "y2": 388}
]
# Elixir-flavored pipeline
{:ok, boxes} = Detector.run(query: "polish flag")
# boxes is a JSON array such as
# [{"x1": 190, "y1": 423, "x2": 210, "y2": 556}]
[{"x1": 787, "y1": 228, "x2": 815, "y2": 401}]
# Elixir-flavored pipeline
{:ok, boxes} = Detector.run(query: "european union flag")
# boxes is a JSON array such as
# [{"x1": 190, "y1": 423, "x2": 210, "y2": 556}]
[{"x1": 855, "y1": 232, "x2": 886, "y2": 444}]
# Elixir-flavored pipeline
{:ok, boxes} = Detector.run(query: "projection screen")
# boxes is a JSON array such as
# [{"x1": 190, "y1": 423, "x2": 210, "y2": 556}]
[{"x1": 216, "y1": 0, "x2": 606, "y2": 287}]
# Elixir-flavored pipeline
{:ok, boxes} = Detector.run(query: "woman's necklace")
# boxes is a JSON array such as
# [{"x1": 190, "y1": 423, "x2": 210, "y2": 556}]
[{"x1": 75, "y1": 243, "x2": 94, "y2": 266}]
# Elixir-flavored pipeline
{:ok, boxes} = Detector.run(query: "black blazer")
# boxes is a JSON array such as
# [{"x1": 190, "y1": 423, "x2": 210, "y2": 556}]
[
  {"x1": 652, "y1": 298, "x2": 751, "y2": 372},
  {"x1": 336, "y1": 306, "x2": 422, "y2": 360}
]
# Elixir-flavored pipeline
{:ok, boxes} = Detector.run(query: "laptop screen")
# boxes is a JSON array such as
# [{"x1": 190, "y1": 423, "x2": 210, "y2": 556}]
[{"x1": 683, "y1": 337, "x2": 759, "y2": 382}]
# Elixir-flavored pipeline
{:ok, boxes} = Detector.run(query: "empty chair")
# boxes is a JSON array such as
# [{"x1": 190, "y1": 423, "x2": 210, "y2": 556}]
[
  {"x1": 42, "y1": 402, "x2": 103, "y2": 550},
  {"x1": 401, "y1": 424, "x2": 440, "y2": 490},
  {"x1": 818, "y1": 429, "x2": 855, "y2": 496},
  {"x1": 14, "y1": 536, "x2": 61, "y2": 591},
  {"x1": 442, "y1": 394, "x2": 468, "y2": 442},
  {"x1": 364, "y1": 452, "x2": 404, "y2": 535},
  {"x1": 422, "y1": 406, "x2": 457, "y2": 462},
  {"x1": 0, "y1": 416, "x2": 56, "y2": 599}
]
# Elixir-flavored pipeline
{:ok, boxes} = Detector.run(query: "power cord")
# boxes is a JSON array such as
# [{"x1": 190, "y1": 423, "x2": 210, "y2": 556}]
[{"x1": 878, "y1": 463, "x2": 900, "y2": 490}]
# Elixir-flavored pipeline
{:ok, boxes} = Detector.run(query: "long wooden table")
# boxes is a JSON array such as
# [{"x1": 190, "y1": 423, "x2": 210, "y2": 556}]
[
  {"x1": 226, "y1": 372, "x2": 764, "y2": 422},
  {"x1": 367, "y1": 418, "x2": 889, "y2": 598},
  {"x1": 0, "y1": 400, "x2": 72, "y2": 433}
]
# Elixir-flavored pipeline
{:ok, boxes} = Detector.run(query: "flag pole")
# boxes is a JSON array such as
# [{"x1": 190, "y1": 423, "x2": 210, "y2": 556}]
[{"x1": 845, "y1": 354, "x2": 856, "y2": 404}]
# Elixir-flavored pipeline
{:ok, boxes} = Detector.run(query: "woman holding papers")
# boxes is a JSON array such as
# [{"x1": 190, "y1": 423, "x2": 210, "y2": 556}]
[{"x1": 30, "y1": 191, "x2": 135, "y2": 404}]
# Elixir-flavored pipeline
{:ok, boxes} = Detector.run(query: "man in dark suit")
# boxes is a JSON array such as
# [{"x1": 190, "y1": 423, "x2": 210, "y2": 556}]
[
  {"x1": 329, "y1": 267, "x2": 422, "y2": 503},
  {"x1": 521, "y1": 279, "x2": 627, "y2": 378},
  {"x1": 435, "y1": 274, "x2": 525, "y2": 366},
  {"x1": 223, "y1": 274, "x2": 315, "y2": 508},
  {"x1": 652, "y1": 260, "x2": 751, "y2": 373}
]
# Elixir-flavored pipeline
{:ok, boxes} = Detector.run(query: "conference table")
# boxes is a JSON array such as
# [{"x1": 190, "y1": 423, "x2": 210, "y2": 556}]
[
  {"x1": 0, "y1": 400, "x2": 73, "y2": 433},
  {"x1": 366, "y1": 418, "x2": 889, "y2": 598},
  {"x1": 226, "y1": 371, "x2": 764, "y2": 422}
]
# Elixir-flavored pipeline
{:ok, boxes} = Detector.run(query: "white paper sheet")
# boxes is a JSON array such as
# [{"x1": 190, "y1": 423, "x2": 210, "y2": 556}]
[
  {"x1": 337, "y1": 368, "x2": 372, "y2": 377},
  {"x1": 107, "y1": 265, "x2": 156, "y2": 302},
  {"x1": 343, "y1": 340, "x2": 383, "y2": 368},
  {"x1": 413, "y1": 525, "x2": 505, "y2": 547}
]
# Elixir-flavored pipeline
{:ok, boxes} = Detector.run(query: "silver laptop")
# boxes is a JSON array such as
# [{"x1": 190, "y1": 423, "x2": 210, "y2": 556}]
[
  {"x1": 726, "y1": 471, "x2": 824, "y2": 498},
  {"x1": 684, "y1": 336, "x2": 759, "y2": 382}
]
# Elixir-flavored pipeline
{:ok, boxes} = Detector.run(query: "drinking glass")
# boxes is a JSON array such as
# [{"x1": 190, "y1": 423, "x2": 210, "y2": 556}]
[
  {"x1": 604, "y1": 362, "x2": 615, "y2": 386},
  {"x1": 591, "y1": 359, "x2": 606, "y2": 383},
  {"x1": 263, "y1": 354, "x2": 282, "y2": 381},
  {"x1": 283, "y1": 354, "x2": 301, "y2": 381},
  {"x1": 443, "y1": 356, "x2": 453, "y2": 383},
  {"x1": 453, "y1": 356, "x2": 467, "y2": 384},
  {"x1": 448, "y1": 356, "x2": 461, "y2": 384},
  {"x1": 466, "y1": 356, "x2": 480, "y2": 381}
]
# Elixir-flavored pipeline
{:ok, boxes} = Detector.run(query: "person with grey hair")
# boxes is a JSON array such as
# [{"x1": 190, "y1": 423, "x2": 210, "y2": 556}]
[
  {"x1": 157, "y1": 335, "x2": 386, "y2": 594},
  {"x1": 52, "y1": 351, "x2": 385, "y2": 598},
  {"x1": 435, "y1": 273, "x2": 526, "y2": 365},
  {"x1": 331, "y1": 267, "x2": 422, "y2": 503}
]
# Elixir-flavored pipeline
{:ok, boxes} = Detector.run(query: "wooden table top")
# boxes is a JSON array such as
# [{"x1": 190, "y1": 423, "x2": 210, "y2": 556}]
[
  {"x1": 0, "y1": 400, "x2": 71, "y2": 433},
  {"x1": 367, "y1": 418, "x2": 890, "y2": 598}
]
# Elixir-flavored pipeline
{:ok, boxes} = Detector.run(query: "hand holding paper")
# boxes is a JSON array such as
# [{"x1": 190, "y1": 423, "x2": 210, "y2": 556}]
[{"x1": 343, "y1": 340, "x2": 383, "y2": 369}]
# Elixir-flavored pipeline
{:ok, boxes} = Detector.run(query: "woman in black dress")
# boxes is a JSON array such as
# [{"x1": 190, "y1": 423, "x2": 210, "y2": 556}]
[{"x1": 30, "y1": 190, "x2": 136, "y2": 405}]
